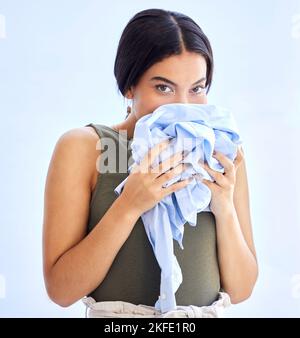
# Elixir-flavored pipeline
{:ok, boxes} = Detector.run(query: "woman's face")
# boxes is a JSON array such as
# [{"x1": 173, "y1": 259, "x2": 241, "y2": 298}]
[{"x1": 127, "y1": 50, "x2": 208, "y2": 120}]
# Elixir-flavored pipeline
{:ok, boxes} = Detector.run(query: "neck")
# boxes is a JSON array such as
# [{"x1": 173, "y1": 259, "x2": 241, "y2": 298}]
[{"x1": 111, "y1": 113, "x2": 137, "y2": 140}]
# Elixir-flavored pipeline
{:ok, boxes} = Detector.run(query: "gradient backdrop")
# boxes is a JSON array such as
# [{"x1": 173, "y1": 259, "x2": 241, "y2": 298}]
[{"x1": 0, "y1": 0, "x2": 300, "y2": 317}]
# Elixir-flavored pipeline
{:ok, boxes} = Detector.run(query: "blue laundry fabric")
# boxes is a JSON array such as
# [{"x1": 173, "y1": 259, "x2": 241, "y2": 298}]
[{"x1": 114, "y1": 103, "x2": 243, "y2": 313}]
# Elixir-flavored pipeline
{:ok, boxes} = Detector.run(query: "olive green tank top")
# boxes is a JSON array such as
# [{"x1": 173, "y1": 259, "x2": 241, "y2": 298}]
[{"x1": 85, "y1": 123, "x2": 221, "y2": 307}]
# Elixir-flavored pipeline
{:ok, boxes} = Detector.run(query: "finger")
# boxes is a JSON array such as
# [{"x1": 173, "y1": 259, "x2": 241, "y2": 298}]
[
  {"x1": 212, "y1": 151, "x2": 235, "y2": 180},
  {"x1": 163, "y1": 176, "x2": 193, "y2": 196},
  {"x1": 233, "y1": 146, "x2": 244, "y2": 170},
  {"x1": 156, "y1": 163, "x2": 188, "y2": 186},
  {"x1": 151, "y1": 149, "x2": 185, "y2": 177},
  {"x1": 201, "y1": 162, "x2": 226, "y2": 186},
  {"x1": 139, "y1": 138, "x2": 171, "y2": 173},
  {"x1": 201, "y1": 178, "x2": 215, "y2": 191}
]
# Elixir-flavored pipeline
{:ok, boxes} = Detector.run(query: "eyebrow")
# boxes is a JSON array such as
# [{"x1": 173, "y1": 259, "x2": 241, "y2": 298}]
[{"x1": 149, "y1": 76, "x2": 206, "y2": 87}]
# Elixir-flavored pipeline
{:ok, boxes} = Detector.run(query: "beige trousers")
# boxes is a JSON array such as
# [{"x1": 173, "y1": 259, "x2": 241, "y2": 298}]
[{"x1": 82, "y1": 292, "x2": 231, "y2": 318}]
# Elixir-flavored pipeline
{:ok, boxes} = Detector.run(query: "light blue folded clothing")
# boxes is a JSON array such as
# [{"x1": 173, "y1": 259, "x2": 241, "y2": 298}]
[{"x1": 114, "y1": 103, "x2": 242, "y2": 313}]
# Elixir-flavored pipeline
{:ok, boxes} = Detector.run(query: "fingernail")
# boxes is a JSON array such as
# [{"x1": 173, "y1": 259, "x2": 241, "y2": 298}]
[{"x1": 182, "y1": 150, "x2": 189, "y2": 157}]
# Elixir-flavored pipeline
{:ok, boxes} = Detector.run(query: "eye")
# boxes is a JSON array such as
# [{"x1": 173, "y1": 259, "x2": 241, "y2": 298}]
[
  {"x1": 155, "y1": 84, "x2": 173, "y2": 94},
  {"x1": 192, "y1": 86, "x2": 207, "y2": 95}
]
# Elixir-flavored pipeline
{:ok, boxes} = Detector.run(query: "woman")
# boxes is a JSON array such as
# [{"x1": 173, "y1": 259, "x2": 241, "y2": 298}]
[{"x1": 42, "y1": 8, "x2": 258, "y2": 317}]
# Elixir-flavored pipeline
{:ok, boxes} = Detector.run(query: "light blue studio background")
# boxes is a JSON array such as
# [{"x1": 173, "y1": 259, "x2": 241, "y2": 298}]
[{"x1": 0, "y1": 0, "x2": 300, "y2": 317}]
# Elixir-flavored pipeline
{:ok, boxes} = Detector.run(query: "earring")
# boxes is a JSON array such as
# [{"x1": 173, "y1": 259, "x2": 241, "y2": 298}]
[
  {"x1": 126, "y1": 105, "x2": 131, "y2": 117},
  {"x1": 125, "y1": 98, "x2": 132, "y2": 119}
]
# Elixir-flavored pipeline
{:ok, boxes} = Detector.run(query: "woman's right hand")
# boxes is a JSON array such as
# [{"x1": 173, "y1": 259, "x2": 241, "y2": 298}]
[{"x1": 120, "y1": 139, "x2": 192, "y2": 216}]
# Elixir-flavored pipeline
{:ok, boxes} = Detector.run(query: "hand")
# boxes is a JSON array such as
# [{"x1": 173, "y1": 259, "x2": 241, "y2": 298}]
[
  {"x1": 120, "y1": 139, "x2": 192, "y2": 216},
  {"x1": 199, "y1": 146, "x2": 244, "y2": 217}
]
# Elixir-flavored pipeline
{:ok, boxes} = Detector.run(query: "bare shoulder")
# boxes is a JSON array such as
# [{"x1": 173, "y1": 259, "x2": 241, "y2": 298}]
[
  {"x1": 43, "y1": 127, "x2": 101, "y2": 277},
  {"x1": 52, "y1": 126, "x2": 101, "y2": 190},
  {"x1": 57, "y1": 126, "x2": 100, "y2": 149}
]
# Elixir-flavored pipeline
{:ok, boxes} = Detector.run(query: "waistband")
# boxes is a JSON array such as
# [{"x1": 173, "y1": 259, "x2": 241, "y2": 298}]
[{"x1": 82, "y1": 292, "x2": 231, "y2": 318}]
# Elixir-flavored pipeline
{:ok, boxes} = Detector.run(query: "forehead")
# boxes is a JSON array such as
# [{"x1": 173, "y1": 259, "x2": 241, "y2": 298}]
[{"x1": 144, "y1": 52, "x2": 207, "y2": 79}]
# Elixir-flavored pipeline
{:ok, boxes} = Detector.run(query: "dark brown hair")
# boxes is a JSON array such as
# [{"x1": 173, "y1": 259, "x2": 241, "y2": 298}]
[{"x1": 114, "y1": 8, "x2": 214, "y2": 98}]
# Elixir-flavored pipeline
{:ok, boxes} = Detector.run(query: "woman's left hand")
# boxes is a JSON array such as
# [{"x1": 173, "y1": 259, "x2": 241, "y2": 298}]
[{"x1": 199, "y1": 146, "x2": 244, "y2": 217}]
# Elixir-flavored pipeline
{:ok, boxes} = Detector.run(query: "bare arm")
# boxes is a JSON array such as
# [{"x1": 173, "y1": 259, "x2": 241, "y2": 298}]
[
  {"x1": 215, "y1": 147, "x2": 258, "y2": 303},
  {"x1": 43, "y1": 128, "x2": 140, "y2": 307},
  {"x1": 43, "y1": 131, "x2": 189, "y2": 307}
]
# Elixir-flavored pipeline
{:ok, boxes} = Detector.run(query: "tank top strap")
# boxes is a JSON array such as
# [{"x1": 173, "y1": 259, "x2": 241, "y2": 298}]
[{"x1": 85, "y1": 123, "x2": 133, "y2": 174}]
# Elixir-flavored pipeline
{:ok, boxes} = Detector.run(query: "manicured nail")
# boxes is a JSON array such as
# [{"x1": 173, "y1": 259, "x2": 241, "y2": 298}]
[{"x1": 182, "y1": 150, "x2": 189, "y2": 157}]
